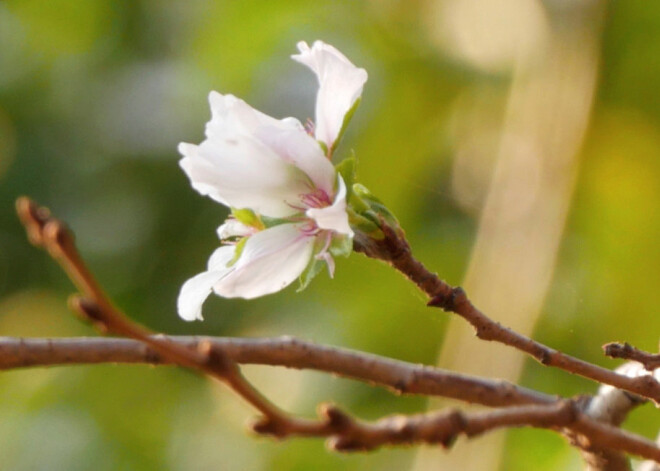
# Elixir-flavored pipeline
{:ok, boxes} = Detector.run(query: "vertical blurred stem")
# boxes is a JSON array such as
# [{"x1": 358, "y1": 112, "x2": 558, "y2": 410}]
[{"x1": 415, "y1": 2, "x2": 605, "y2": 470}]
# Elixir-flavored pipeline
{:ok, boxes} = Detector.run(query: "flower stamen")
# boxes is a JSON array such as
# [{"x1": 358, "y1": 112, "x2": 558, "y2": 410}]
[
  {"x1": 300, "y1": 188, "x2": 332, "y2": 209},
  {"x1": 314, "y1": 231, "x2": 335, "y2": 277},
  {"x1": 299, "y1": 220, "x2": 319, "y2": 236},
  {"x1": 304, "y1": 118, "x2": 315, "y2": 136}
]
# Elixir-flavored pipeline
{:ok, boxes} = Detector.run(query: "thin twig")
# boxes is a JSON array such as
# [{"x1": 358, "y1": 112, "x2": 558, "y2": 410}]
[
  {"x1": 604, "y1": 343, "x2": 660, "y2": 372},
  {"x1": 354, "y1": 223, "x2": 660, "y2": 404},
  {"x1": 323, "y1": 400, "x2": 578, "y2": 452}
]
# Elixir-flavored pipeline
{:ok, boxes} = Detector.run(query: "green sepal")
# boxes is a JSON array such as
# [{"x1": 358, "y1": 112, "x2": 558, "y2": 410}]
[
  {"x1": 348, "y1": 188, "x2": 370, "y2": 214},
  {"x1": 353, "y1": 183, "x2": 384, "y2": 206},
  {"x1": 231, "y1": 208, "x2": 264, "y2": 230},
  {"x1": 329, "y1": 97, "x2": 361, "y2": 155},
  {"x1": 227, "y1": 237, "x2": 248, "y2": 267},
  {"x1": 297, "y1": 233, "x2": 353, "y2": 292},
  {"x1": 297, "y1": 233, "x2": 330, "y2": 292},
  {"x1": 318, "y1": 140, "x2": 329, "y2": 156},
  {"x1": 297, "y1": 257, "x2": 325, "y2": 292},
  {"x1": 347, "y1": 207, "x2": 383, "y2": 238},
  {"x1": 335, "y1": 155, "x2": 356, "y2": 200},
  {"x1": 352, "y1": 183, "x2": 400, "y2": 229},
  {"x1": 329, "y1": 234, "x2": 353, "y2": 258}
]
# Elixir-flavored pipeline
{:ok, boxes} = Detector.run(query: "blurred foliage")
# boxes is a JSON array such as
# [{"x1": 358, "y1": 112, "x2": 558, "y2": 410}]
[{"x1": 0, "y1": 1, "x2": 659, "y2": 470}]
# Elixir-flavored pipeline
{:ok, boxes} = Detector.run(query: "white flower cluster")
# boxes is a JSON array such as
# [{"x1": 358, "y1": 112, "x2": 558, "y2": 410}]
[{"x1": 177, "y1": 41, "x2": 367, "y2": 321}]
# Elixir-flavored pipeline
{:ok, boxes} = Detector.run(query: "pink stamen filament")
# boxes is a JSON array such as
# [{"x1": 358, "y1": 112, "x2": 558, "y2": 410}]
[
  {"x1": 287, "y1": 186, "x2": 333, "y2": 214},
  {"x1": 300, "y1": 188, "x2": 332, "y2": 209},
  {"x1": 314, "y1": 231, "x2": 335, "y2": 277},
  {"x1": 304, "y1": 119, "x2": 315, "y2": 136},
  {"x1": 299, "y1": 220, "x2": 319, "y2": 236}
]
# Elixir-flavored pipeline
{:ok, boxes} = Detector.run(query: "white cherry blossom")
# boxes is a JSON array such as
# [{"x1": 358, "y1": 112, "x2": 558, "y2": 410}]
[{"x1": 177, "y1": 40, "x2": 367, "y2": 321}]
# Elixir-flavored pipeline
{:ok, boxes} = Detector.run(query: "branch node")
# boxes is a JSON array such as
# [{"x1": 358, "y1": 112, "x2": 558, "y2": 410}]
[
  {"x1": 436, "y1": 409, "x2": 466, "y2": 447},
  {"x1": 319, "y1": 403, "x2": 352, "y2": 431},
  {"x1": 249, "y1": 416, "x2": 285, "y2": 437},
  {"x1": 393, "y1": 379, "x2": 408, "y2": 393},
  {"x1": 327, "y1": 436, "x2": 361, "y2": 452},
  {"x1": 538, "y1": 349, "x2": 552, "y2": 366},
  {"x1": 428, "y1": 286, "x2": 466, "y2": 312},
  {"x1": 68, "y1": 295, "x2": 108, "y2": 333},
  {"x1": 197, "y1": 340, "x2": 236, "y2": 376},
  {"x1": 43, "y1": 220, "x2": 74, "y2": 258},
  {"x1": 558, "y1": 399, "x2": 579, "y2": 426}
]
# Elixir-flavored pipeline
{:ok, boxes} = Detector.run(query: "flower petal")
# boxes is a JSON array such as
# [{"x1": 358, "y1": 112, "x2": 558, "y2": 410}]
[
  {"x1": 207, "y1": 245, "x2": 236, "y2": 271},
  {"x1": 177, "y1": 246, "x2": 235, "y2": 321},
  {"x1": 178, "y1": 137, "x2": 310, "y2": 218},
  {"x1": 213, "y1": 223, "x2": 315, "y2": 299},
  {"x1": 206, "y1": 92, "x2": 303, "y2": 140},
  {"x1": 180, "y1": 92, "x2": 338, "y2": 215},
  {"x1": 253, "y1": 122, "x2": 335, "y2": 195},
  {"x1": 292, "y1": 41, "x2": 368, "y2": 150},
  {"x1": 206, "y1": 92, "x2": 335, "y2": 195},
  {"x1": 306, "y1": 176, "x2": 353, "y2": 236}
]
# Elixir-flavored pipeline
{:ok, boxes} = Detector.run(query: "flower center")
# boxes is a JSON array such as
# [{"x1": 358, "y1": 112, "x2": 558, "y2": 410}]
[{"x1": 300, "y1": 187, "x2": 332, "y2": 209}]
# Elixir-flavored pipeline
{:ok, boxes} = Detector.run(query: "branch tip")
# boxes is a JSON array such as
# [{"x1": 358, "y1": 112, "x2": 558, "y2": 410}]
[
  {"x1": 604, "y1": 342, "x2": 660, "y2": 372},
  {"x1": 16, "y1": 196, "x2": 51, "y2": 246}
]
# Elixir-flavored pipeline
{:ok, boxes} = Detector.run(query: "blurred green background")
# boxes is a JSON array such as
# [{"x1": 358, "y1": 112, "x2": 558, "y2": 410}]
[{"x1": 0, "y1": 1, "x2": 659, "y2": 470}]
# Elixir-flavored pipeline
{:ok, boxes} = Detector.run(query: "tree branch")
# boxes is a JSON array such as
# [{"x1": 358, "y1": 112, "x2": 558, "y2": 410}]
[
  {"x1": 323, "y1": 401, "x2": 578, "y2": 452},
  {"x1": 0, "y1": 335, "x2": 655, "y2": 465},
  {"x1": 0, "y1": 335, "x2": 554, "y2": 407},
  {"x1": 15, "y1": 196, "x2": 328, "y2": 437},
  {"x1": 12, "y1": 197, "x2": 660, "y2": 468},
  {"x1": 354, "y1": 223, "x2": 660, "y2": 404}
]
